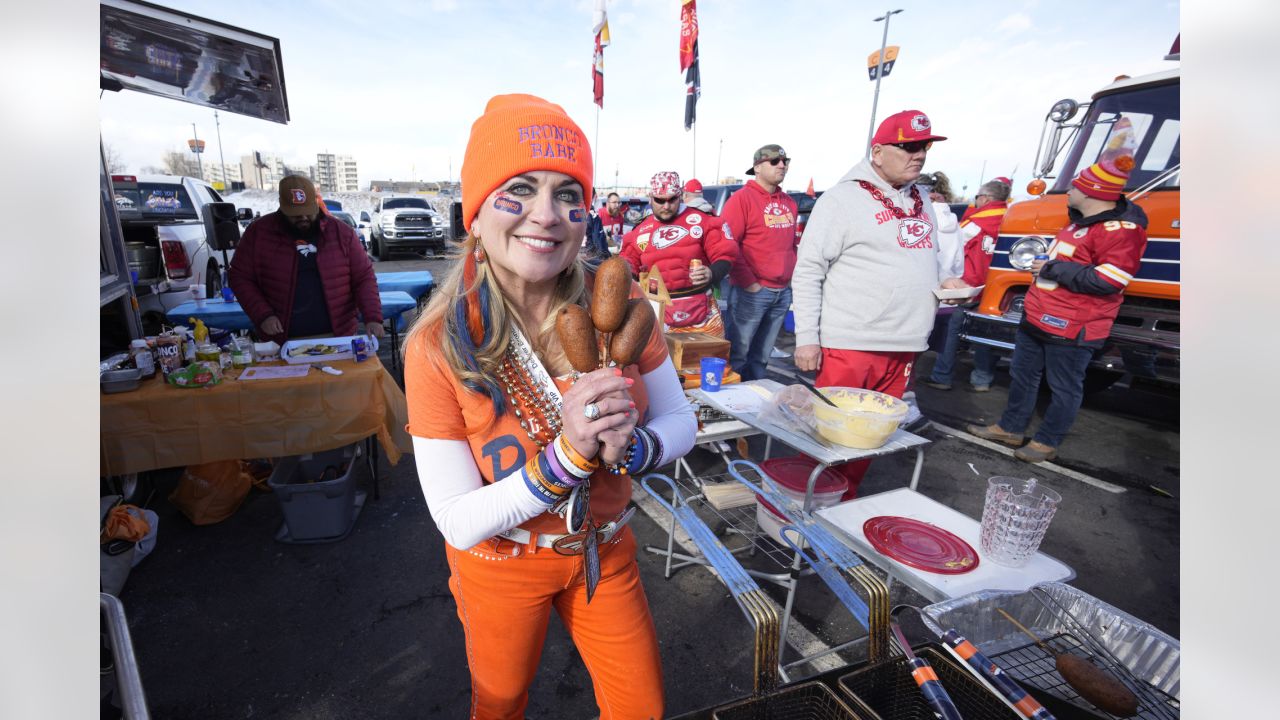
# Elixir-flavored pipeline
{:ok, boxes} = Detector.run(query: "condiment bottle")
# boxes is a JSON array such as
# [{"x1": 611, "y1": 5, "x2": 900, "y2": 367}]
[{"x1": 130, "y1": 339, "x2": 155, "y2": 378}]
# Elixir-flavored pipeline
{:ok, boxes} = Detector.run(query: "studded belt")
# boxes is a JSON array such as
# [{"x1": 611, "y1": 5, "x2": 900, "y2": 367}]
[{"x1": 497, "y1": 506, "x2": 635, "y2": 555}]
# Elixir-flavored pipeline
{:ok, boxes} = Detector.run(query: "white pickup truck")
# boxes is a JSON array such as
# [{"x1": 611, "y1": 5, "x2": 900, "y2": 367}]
[
  {"x1": 111, "y1": 174, "x2": 251, "y2": 313},
  {"x1": 369, "y1": 195, "x2": 448, "y2": 261}
]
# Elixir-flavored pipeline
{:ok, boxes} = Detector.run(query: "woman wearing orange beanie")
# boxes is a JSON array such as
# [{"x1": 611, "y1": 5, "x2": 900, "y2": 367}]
[{"x1": 403, "y1": 94, "x2": 695, "y2": 719}]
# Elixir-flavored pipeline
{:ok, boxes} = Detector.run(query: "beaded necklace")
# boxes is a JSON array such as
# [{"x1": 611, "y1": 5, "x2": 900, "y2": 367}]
[
  {"x1": 856, "y1": 180, "x2": 926, "y2": 219},
  {"x1": 496, "y1": 327, "x2": 564, "y2": 448}
]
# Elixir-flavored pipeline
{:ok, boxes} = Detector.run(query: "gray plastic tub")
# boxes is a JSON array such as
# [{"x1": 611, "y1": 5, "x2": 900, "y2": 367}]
[{"x1": 268, "y1": 444, "x2": 362, "y2": 541}]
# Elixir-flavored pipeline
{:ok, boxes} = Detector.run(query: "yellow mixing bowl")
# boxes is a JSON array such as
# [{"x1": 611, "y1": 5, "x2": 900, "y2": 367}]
[{"x1": 811, "y1": 387, "x2": 908, "y2": 449}]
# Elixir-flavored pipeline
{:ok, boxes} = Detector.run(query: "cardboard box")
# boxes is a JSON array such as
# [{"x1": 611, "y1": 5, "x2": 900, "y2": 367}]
[{"x1": 665, "y1": 332, "x2": 730, "y2": 373}]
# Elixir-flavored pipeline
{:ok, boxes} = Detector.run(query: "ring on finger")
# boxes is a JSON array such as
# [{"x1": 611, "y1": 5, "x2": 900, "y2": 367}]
[{"x1": 583, "y1": 402, "x2": 601, "y2": 421}]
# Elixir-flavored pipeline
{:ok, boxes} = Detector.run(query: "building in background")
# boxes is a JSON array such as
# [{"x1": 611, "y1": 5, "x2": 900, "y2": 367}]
[
  {"x1": 239, "y1": 152, "x2": 311, "y2": 190},
  {"x1": 317, "y1": 153, "x2": 360, "y2": 192},
  {"x1": 369, "y1": 179, "x2": 441, "y2": 194},
  {"x1": 203, "y1": 162, "x2": 242, "y2": 191}
]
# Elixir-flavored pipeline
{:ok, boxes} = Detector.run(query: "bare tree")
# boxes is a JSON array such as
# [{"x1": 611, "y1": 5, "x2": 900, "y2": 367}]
[
  {"x1": 161, "y1": 150, "x2": 198, "y2": 177},
  {"x1": 103, "y1": 143, "x2": 128, "y2": 174}
]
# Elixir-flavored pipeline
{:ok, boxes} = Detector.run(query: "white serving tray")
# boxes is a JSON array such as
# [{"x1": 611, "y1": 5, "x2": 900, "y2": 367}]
[
  {"x1": 933, "y1": 284, "x2": 984, "y2": 300},
  {"x1": 281, "y1": 335, "x2": 380, "y2": 365}
]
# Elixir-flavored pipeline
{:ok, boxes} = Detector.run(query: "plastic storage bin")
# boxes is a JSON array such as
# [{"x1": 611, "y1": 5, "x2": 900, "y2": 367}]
[
  {"x1": 268, "y1": 443, "x2": 364, "y2": 543},
  {"x1": 755, "y1": 456, "x2": 848, "y2": 547}
]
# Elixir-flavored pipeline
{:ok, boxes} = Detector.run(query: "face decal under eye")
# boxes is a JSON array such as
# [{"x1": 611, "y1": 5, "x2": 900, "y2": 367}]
[
  {"x1": 568, "y1": 208, "x2": 585, "y2": 223},
  {"x1": 493, "y1": 195, "x2": 523, "y2": 215}
]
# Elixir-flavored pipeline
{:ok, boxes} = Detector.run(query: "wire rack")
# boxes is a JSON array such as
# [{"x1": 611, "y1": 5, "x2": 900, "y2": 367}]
[
  {"x1": 987, "y1": 632, "x2": 1180, "y2": 720},
  {"x1": 710, "y1": 680, "x2": 866, "y2": 720},
  {"x1": 669, "y1": 470, "x2": 802, "y2": 572}
]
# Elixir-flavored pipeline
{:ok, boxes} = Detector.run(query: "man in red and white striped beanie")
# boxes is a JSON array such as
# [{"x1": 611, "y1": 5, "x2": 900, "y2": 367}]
[{"x1": 967, "y1": 153, "x2": 1149, "y2": 463}]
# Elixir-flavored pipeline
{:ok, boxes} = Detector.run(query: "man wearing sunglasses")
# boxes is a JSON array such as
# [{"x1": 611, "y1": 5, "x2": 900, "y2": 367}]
[
  {"x1": 791, "y1": 110, "x2": 967, "y2": 497},
  {"x1": 620, "y1": 171, "x2": 736, "y2": 334},
  {"x1": 720, "y1": 144, "x2": 800, "y2": 380}
]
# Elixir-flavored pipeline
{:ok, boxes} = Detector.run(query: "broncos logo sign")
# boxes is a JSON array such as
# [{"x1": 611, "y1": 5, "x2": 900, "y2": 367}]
[{"x1": 652, "y1": 224, "x2": 690, "y2": 249}]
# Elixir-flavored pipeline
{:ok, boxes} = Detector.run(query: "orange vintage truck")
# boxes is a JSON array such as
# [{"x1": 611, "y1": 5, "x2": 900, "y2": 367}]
[{"x1": 961, "y1": 64, "x2": 1180, "y2": 389}]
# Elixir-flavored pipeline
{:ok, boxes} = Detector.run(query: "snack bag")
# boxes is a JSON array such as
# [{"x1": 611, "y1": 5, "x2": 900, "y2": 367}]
[{"x1": 169, "y1": 460, "x2": 254, "y2": 525}]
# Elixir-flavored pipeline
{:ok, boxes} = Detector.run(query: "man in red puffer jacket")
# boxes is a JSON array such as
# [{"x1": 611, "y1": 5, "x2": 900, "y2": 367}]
[{"x1": 229, "y1": 175, "x2": 384, "y2": 344}]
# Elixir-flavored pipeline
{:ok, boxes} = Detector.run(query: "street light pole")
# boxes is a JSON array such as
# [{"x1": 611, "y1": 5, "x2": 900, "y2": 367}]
[
  {"x1": 190, "y1": 123, "x2": 204, "y2": 178},
  {"x1": 213, "y1": 111, "x2": 228, "y2": 190},
  {"x1": 865, "y1": 8, "x2": 903, "y2": 157}
]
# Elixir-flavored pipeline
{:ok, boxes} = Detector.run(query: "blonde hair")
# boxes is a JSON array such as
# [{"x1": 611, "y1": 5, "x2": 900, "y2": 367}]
[
  {"x1": 404, "y1": 232, "x2": 587, "y2": 408},
  {"x1": 929, "y1": 171, "x2": 956, "y2": 202}
]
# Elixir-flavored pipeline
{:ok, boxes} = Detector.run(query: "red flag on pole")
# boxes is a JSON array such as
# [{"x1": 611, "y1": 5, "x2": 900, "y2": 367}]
[
  {"x1": 806, "y1": 178, "x2": 815, "y2": 197},
  {"x1": 592, "y1": 0, "x2": 610, "y2": 108},
  {"x1": 679, "y1": 0, "x2": 698, "y2": 71}
]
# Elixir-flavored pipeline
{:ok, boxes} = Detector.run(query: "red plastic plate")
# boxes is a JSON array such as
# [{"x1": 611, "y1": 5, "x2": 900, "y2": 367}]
[{"x1": 862, "y1": 516, "x2": 979, "y2": 574}]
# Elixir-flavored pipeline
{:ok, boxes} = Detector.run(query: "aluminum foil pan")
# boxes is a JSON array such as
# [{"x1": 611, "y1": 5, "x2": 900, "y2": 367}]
[{"x1": 920, "y1": 582, "x2": 1180, "y2": 701}]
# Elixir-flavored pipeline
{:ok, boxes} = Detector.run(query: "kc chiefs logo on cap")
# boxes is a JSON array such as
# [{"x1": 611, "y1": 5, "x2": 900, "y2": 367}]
[
  {"x1": 910, "y1": 114, "x2": 931, "y2": 132},
  {"x1": 290, "y1": 189, "x2": 307, "y2": 204}
]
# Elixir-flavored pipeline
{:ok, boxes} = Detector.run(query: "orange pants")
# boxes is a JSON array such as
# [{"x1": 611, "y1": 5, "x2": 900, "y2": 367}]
[{"x1": 444, "y1": 526, "x2": 664, "y2": 720}]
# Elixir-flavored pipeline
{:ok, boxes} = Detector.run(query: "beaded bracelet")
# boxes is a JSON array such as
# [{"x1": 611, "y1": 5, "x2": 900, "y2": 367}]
[{"x1": 605, "y1": 436, "x2": 639, "y2": 476}]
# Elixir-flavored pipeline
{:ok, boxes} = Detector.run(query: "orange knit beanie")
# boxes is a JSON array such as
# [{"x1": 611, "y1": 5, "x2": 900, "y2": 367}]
[{"x1": 460, "y1": 93, "x2": 593, "y2": 232}]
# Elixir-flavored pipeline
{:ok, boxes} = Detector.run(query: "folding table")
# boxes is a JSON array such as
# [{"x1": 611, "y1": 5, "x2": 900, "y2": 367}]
[{"x1": 165, "y1": 291, "x2": 418, "y2": 370}]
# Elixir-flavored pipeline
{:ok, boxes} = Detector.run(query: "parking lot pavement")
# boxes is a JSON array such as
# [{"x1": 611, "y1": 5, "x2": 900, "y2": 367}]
[{"x1": 115, "y1": 262, "x2": 1178, "y2": 717}]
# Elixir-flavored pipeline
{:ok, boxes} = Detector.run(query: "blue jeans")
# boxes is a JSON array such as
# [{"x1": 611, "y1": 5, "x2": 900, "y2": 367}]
[
  {"x1": 727, "y1": 284, "x2": 791, "y2": 381},
  {"x1": 929, "y1": 307, "x2": 995, "y2": 387},
  {"x1": 999, "y1": 329, "x2": 1095, "y2": 447}
]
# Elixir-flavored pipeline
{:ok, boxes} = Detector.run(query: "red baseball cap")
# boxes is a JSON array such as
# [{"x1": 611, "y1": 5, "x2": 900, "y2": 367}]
[
  {"x1": 872, "y1": 110, "x2": 947, "y2": 146},
  {"x1": 683, "y1": 178, "x2": 702, "y2": 193}
]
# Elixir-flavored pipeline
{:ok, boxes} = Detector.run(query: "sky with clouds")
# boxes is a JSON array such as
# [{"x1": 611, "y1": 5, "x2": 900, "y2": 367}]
[{"x1": 98, "y1": 0, "x2": 1180, "y2": 197}]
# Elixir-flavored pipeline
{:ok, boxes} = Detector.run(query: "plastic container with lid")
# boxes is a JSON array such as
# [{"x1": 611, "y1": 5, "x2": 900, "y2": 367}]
[
  {"x1": 811, "y1": 387, "x2": 908, "y2": 449},
  {"x1": 755, "y1": 456, "x2": 849, "y2": 547},
  {"x1": 129, "y1": 339, "x2": 155, "y2": 378}
]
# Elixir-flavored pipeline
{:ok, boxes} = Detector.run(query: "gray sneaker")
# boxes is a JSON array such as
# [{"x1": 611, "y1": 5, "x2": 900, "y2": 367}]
[
  {"x1": 972, "y1": 384, "x2": 991, "y2": 393},
  {"x1": 924, "y1": 380, "x2": 952, "y2": 391},
  {"x1": 965, "y1": 423, "x2": 1025, "y2": 447}
]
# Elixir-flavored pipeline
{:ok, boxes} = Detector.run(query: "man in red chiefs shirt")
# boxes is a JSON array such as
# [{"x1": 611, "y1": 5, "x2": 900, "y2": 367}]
[
  {"x1": 721, "y1": 144, "x2": 800, "y2": 380},
  {"x1": 599, "y1": 192, "x2": 626, "y2": 250},
  {"x1": 621, "y1": 171, "x2": 737, "y2": 334},
  {"x1": 925, "y1": 177, "x2": 1011, "y2": 391},
  {"x1": 968, "y1": 155, "x2": 1147, "y2": 463}
]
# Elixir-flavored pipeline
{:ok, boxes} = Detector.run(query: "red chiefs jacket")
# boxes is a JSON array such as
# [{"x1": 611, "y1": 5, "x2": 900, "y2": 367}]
[
  {"x1": 721, "y1": 180, "x2": 799, "y2": 288},
  {"x1": 1023, "y1": 199, "x2": 1148, "y2": 346},
  {"x1": 958, "y1": 201, "x2": 1007, "y2": 287},
  {"x1": 620, "y1": 206, "x2": 736, "y2": 292},
  {"x1": 228, "y1": 212, "x2": 382, "y2": 343}
]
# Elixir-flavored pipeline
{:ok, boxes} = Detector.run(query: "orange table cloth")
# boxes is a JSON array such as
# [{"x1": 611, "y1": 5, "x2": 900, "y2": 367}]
[{"x1": 100, "y1": 358, "x2": 411, "y2": 476}]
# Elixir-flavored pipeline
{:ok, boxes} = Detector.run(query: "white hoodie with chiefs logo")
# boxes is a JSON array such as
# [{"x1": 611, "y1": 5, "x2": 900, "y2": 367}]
[{"x1": 792, "y1": 158, "x2": 942, "y2": 352}]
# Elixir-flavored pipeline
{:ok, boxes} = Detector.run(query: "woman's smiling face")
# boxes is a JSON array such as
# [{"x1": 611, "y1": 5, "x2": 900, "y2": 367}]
[{"x1": 474, "y1": 170, "x2": 588, "y2": 288}]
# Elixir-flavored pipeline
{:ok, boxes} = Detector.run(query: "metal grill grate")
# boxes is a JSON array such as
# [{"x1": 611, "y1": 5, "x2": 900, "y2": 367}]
[
  {"x1": 987, "y1": 632, "x2": 1180, "y2": 719},
  {"x1": 671, "y1": 471, "x2": 799, "y2": 571},
  {"x1": 711, "y1": 681, "x2": 866, "y2": 720}
]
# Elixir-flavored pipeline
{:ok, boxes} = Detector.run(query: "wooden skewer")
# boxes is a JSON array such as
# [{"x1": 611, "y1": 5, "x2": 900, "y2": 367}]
[{"x1": 997, "y1": 608, "x2": 1054, "y2": 653}]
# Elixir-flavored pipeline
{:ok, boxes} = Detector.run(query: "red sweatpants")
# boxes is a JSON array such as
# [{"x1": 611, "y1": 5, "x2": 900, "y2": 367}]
[
  {"x1": 816, "y1": 348, "x2": 915, "y2": 500},
  {"x1": 444, "y1": 526, "x2": 664, "y2": 720}
]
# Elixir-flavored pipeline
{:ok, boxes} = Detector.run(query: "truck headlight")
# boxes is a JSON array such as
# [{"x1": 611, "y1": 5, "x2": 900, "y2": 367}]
[{"x1": 1009, "y1": 236, "x2": 1048, "y2": 270}]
